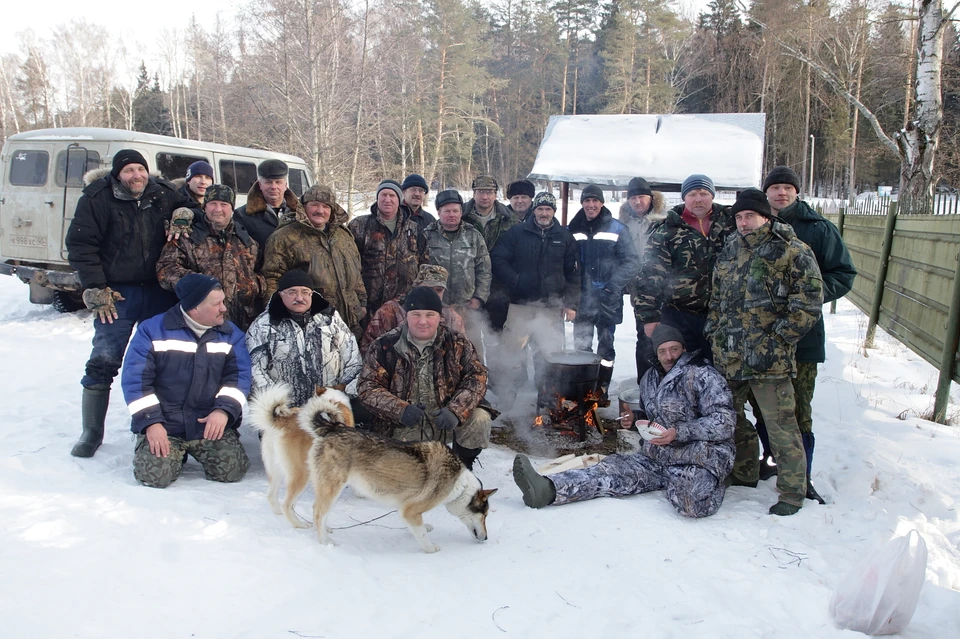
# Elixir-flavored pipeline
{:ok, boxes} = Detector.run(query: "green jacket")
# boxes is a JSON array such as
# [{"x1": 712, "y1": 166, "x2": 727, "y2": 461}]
[
  {"x1": 634, "y1": 203, "x2": 735, "y2": 323},
  {"x1": 423, "y1": 221, "x2": 492, "y2": 306},
  {"x1": 705, "y1": 220, "x2": 823, "y2": 381},
  {"x1": 463, "y1": 200, "x2": 516, "y2": 253}
]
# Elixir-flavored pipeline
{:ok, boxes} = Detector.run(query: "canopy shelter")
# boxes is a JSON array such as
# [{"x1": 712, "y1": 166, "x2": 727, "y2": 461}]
[{"x1": 528, "y1": 113, "x2": 766, "y2": 223}]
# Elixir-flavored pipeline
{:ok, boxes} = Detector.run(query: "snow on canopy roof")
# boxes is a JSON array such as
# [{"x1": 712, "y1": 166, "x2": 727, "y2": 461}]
[{"x1": 528, "y1": 113, "x2": 766, "y2": 190}]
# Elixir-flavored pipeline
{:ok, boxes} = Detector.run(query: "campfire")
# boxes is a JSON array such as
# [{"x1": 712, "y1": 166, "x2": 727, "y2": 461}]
[
  {"x1": 533, "y1": 351, "x2": 606, "y2": 442},
  {"x1": 533, "y1": 390, "x2": 605, "y2": 441}
]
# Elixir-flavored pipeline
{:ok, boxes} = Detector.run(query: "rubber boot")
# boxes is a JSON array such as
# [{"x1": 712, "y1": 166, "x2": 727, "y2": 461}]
[
  {"x1": 71, "y1": 385, "x2": 110, "y2": 458},
  {"x1": 801, "y1": 432, "x2": 826, "y2": 504},
  {"x1": 769, "y1": 500, "x2": 801, "y2": 516},
  {"x1": 512, "y1": 455, "x2": 556, "y2": 508},
  {"x1": 596, "y1": 364, "x2": 614, "y2": 408},
  {"x1": 452, "y1": 442, "x2": 482, "y2": 471},
  {"x1": 755, "y1": 418, "x2": 778, "y2": 480}
]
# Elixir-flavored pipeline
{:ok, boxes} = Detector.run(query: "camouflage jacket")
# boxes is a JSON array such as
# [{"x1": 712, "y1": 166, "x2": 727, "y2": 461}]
[
  {"x1": 357, "y1": 324, "x2": 486, "y2": 426},
  {"x1": 463, "y1": 200, "x2": 517, "y2": 252},
  {"x1": 348, "y1": 205, "x2": 429, "y2": 314},
  {"x1": 635, "y1": 352, "x2": 736, "y2": 481},
  {"x1": 423, "y1": 221, "x2": 492, "y2": 306},
  {"x1": 156, "y1": 216, "x2": 264, "y2": 331},
  {"x1": 360, "y1": 297, "x2": 466, "y2": 352},
  {"x1": 634, "y1": 203, "x2": 735, "y2": 323},
  {"x1": 705, "y1": 220, "x2": 824, "y2": 380},
  {"x1": 262, "y1": 207, "x2": 366, "y2": 338}
]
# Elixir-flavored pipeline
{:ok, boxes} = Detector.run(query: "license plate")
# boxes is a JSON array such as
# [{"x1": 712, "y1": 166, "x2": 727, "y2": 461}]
[{"x1": 9, "y1": 235, "x2": 47, "y2": 248}]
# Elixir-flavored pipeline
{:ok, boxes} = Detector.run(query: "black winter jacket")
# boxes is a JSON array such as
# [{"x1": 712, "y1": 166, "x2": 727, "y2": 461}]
[
  {"x1": 568, "y1": 207, "x2": 640, "y2": 324},
  {"x1": 490, "y1": 215, "x2": 581, "y2": 309},
  {"x1": 66, "y1": 175, "x2": 197, "y2": 289}
]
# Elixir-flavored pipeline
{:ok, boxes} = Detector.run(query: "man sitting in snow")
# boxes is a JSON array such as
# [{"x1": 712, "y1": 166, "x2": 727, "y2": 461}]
[
  {"x1": 122, "y1": 274, "x2": 251, "y2": 489},
  {"x1": 512, "y1": 324, "x2": 735, "y2": 518}
]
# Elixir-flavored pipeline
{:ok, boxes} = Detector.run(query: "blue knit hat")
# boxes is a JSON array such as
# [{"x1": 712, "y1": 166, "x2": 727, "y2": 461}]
[
  {"x1": 401, "y1": 174, "x2": 429, "y2": 192},
  {"x1": 185, "y1": 160, "x2": 214, "y2": 181},
  {"x1": 176, "y1": 274, "x2": 221, "y2": 312},
  {"x1": 681, "y1": 174, "x2": 716, "y2": 198}
]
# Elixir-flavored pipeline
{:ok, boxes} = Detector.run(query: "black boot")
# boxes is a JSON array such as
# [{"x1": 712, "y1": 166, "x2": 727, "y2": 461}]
[
  {"x1": 800, "y1": 433, "x2": 825, "y2": 503},
  {"x1": 596, "y1": 364, "x2": 614, "y2": 408},
  {"x1": 71, "y1": 385, "x2": 110, "y2": 458},
  {"x1": 758, "y1": 455, "x2": 778, "y2": 481},
  {"x1": 452, "y1": 442, "x2": 482, "y2": 471}
]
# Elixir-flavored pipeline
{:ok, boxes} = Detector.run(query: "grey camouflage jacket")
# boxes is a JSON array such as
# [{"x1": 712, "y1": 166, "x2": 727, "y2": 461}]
[
  {"x1": 635, "y1": 352, "x2": 736, "y2": 480},
  {"x1": 423, "y1": 221, "x2": 492, "y2": 305}
]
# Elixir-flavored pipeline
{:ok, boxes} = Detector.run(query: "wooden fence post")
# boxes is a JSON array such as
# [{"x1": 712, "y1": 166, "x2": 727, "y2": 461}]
[
  {"x1": 933, "y1": 248, "x2": 960, "y2": 423},
  {"x1": 865, "y1": 199, "x2": 898, "y2": 349}
]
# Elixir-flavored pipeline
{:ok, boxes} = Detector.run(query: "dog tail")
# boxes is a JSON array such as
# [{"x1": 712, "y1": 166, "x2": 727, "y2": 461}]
[
  {"x1": 246, "y1": 383, "x2": 296, "y2": 434},
  {"x1": 298, "y1": 388, "x2": 356, "y2": 439}
]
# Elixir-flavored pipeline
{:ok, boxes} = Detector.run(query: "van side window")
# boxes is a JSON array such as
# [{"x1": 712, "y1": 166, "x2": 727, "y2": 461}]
[
  {"x1": 56, "y1": 150, "x2": 101, "y2": 187},
  {"x1": 288, "y1": 168, "x2": 309, "y2": 196},
  {"x1": 9, "y1": 150, "x2": 49, "y2": 186},
  {"x1": 156, "y1": 153, "x2": 208, "y2": 181},
  {"x1": 220, "y1": 160, "x2": 257, "y2": 194}
]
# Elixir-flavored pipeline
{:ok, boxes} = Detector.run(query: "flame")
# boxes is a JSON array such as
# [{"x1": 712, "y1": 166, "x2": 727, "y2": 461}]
[{"x1": 534, "y1": 415, "x2": 544, "y2": 427}]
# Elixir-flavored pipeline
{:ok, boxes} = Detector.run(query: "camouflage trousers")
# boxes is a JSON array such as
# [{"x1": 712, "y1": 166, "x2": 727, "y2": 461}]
[
  {"x1": 730, "y1": 379, "x2": 806, "y2": 507},
  {"x1": 391, "y1": 407, "x2": 493, "y2": 450},
  {"x1": 133, "y1": 428, "x2": 250, "y2": 489},
  {"x1": 550, "y1": 453, "x2": 727, "y2": 518}
]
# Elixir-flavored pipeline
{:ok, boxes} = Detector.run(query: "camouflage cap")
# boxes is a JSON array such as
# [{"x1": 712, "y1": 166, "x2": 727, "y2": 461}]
[
  {"x1": 413, "y1": 264, "x2": 449, "y2": 289},
  {"x1": 301, "y1": 184, "x2": 337, "y2": 207},
  {"x1": 472, "y1": 175, "x2": 498, "y2": 191},
  {"x1": 204, "y1": 184, "x2": 235, "y2": 209}
]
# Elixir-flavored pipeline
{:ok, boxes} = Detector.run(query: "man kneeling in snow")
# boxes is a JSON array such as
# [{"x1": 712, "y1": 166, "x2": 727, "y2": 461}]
[
  {"x1": 122, "y1": 274, "x2": 251, "y2": 488},
  {"x1": 513, "y1": 325, "x2": 735, "y2": 518}
]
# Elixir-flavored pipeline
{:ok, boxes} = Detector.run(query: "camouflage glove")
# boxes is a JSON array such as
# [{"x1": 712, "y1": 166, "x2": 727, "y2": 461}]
[
  {"x1": 429, "y1": 408, "x2": 459, "y2": 431},
  {"x1": 165, "y1": 207, "x2": 195, "y2": 240},
  {"x1": 400, "y1": 404, "x2": 426, "y2": 428},
  {"x1": 82, "y1": 287, "x2": 125, "y2": 323}
]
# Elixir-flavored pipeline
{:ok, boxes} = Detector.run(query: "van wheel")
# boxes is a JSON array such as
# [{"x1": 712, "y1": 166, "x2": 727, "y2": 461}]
[{"x1": 52, "y1": 291, "x2": 85, "y2": 313}]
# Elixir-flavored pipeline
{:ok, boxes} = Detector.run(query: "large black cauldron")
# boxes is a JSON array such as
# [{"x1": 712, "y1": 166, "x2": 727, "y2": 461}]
[{"x1": 538, "y1": 350, "x2": 601, "y2": 440}]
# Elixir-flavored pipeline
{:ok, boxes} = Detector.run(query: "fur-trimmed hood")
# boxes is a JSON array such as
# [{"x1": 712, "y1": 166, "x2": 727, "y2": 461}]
[
  {"x1": 82, "y1": 167, "x2": 162, "y2": 186},
  {"x1": 243, "y1": 181, "x2": 305, "y2": 217},
  {"x1": 618, "y1": 190, "x2": 666, "y2": 223}
]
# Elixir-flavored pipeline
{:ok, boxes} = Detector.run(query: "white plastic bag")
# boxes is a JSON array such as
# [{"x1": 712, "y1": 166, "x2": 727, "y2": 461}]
[{"x1": 828, "y1": 530, "x2": 928, "y2": 635}]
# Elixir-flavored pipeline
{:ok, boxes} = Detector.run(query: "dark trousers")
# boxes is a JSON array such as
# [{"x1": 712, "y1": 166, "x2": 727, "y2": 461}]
[
  {"x1": 635, "y1": 328, "x2": 655, "y2": 385},
  {"x1": 81, "y1": 282, "x2": 177, "y2": 389},
  {"x1": 660, "y1": 306, "x2": 712, "y2": 364},
  {"x1": 573, "y1": 320, "x2": 616, "y2": 363}
]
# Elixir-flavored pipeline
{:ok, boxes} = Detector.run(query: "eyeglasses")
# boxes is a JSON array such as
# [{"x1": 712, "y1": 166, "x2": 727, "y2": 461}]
[{"x1": 279, "y1": 288, "x2": 313, "y2": 300}]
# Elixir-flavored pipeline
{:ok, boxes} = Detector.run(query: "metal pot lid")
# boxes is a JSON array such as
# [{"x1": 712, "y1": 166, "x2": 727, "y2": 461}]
[{"x1": 543, "y1": 350, "x2": 602, "y2": 366}]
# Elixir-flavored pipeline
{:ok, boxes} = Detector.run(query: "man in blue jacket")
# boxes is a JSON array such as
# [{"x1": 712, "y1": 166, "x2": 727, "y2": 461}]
[
  {"x1": 568, "y1": 185, "x2": 640, "y2": 405},
  {"x1": 122, "y1": 274, "x2": 251, "y2": 488}
]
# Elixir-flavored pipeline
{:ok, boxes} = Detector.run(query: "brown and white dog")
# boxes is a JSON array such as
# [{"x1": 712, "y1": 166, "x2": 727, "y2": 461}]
[{"x1": 247, "y1": 383, "x2": 497, "y2": 553}]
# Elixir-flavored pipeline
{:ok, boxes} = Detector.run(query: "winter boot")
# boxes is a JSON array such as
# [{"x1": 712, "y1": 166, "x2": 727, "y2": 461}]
[
  {"x1": 768, "y1": 500, "x2": 802, "y2": 516},
  {"x1": 758, "y1": 456, "x2": 778, "y2": 481},
  {"x1": 71, "y1": 385, "x2": 110, "y2": 458},
  {"x1": 729, "y1": 476, "x2": 758, "y2": 488},
  {"x1": 512, "y1": 455, "x2": 556, "y2": 508},
  {"x1": 452, "y1": 442, "x2": 482, "y2": 471},
  {"x1": 800, "y1": 432, "x2": 825, "y2": 503},
  {"x1": 595, "y1": 364, "x2": 614, "y2": 408}
]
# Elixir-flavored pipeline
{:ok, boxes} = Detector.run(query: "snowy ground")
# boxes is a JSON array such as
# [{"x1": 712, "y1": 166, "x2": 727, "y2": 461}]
[{"x1": 1, "y1": 274, "x2": 959, "y2": 638}]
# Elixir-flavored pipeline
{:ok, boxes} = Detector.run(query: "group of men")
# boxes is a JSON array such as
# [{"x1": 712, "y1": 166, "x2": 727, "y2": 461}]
[
  {"x1": 64, "y1": 148, "x2": 855, "y2": 521},
  {"x1": 514, "y1": 168, "x2": 856, "y2": 518}
]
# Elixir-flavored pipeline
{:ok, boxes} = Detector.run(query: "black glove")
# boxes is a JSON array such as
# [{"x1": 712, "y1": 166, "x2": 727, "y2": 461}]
[
  {"x1": 430, "y1": 408, "x2": 460, "y2": 431},
  {"x1": 400, "y1": 404, "x2": 426, "y2": 428}
]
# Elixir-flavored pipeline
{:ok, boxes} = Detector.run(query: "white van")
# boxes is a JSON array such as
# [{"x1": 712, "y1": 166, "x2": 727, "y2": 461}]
[{"x1": 0, "y1": 127, "x2": 312, "y2": 309}]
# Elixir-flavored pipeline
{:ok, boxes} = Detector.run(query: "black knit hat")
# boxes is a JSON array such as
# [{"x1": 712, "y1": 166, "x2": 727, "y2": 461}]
[
  {"x1": 435, "y1": 189, "x2": 463, "y2": 208},
  {"x1": 581, "y1": 184, "x2": 604, "y2": 204},
  {"x1": 762, "y1": 166, "x2": 802, "y2": 194},
  {"x1": 507, "y1": 180, "x2": 535, "y2": 198},
  {"x1": 403, "y1": 286, "x2": 443, "y2": 314},
  {"x1": 401, "y1": 174, "x2": 429, "y2": 192},
  {"x1": 204, "y1": 184, "x2": 235, "y2": 209},
  {"x1": 277, "y1": 269, "x2": 315, "y2": 292},
  {"x1": 651, "y1": 324, "x2": 686, "y2": 351},
  {"x1": 111, "y1": 149, "x2": 148, "y2": 178},
  {"x1": 731, "y1": 188, "x2": 773, "y2": 219},
  {"x1": 176, "y1": 273, "x2": 221, "y2": 312},
  {"x1": 258, "y1": 159, "x2": 289, "y2": 179},
  {"x1": 627, "y1": 177, "x2": 652, "y2": 199}
]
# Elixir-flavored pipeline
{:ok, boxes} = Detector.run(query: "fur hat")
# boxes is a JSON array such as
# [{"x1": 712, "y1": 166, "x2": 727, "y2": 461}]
[
  {"x1": 581, "y1": 184, "x2": 604, "y2": 204},
  {"x1": 531, "y1": 191, "x2": 557, "y2": 212},
  {"x1": 176, "y1": 273, "x2": 221, "y2": 312},
  {"x1": 730, "y1": 188, "x2": 773, "y2": 219},
  {"x1": 377, "y1": 179, "x2": 404, "y2": 202},
  {"x1": 203, "y1": 184, "x2": 235, "y2": 209},
  {"x1": 413, "y1": 264, "x2": 449, "y2": 289},
  {"x1": 681, "y1": 174, "x2": 716, "y2": 198},
  {"x1": 301, "y1": 184, "x2": 337, "y2": 207},
  {"x1": 277, "y1": 269, "x2": 314, "y2": 292},
  {"x1": 403, "y1": 286, "x2": 443, "y2": 314},
  {"x1": 185, "y1": 160, "x2": 214, "y2": 182},
  {"x1": 651, "y1": 324, "x2": 686, "y2": 352},
  {"x1": 111, "y1": 149, "x2": 148, "y2": 178},
  {"x1": 472, "y1": 176, "x2": 498, "y2": 191},
  {"x1": 435, "y1": 189, "x2": 463, "y2": 209},
  {"x1": 762, "y1": 166, "x2": 802, "y2": 194},
  {"x1": 401, "y1": 174, "x2": 429, "y2": 193},
  {"x1": 506, "y1": 180, "x2": 535, "y2": 198},
  {"x1": 627, "y1": 177, "x2": 652, "y2": 199},
  {"x1": 258, "y1": 159, "x2": 288, "y2": 179}
]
